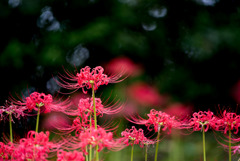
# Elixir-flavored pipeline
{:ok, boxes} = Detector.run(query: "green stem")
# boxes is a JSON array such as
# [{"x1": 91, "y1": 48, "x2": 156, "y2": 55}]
[
  {"x1": 9, "y1": 114, "x2": 13, "y2": 143},
  {"x1": 202, "y1": 126, "x2": 206, "y2": 161},
  {"x1": 229, "y1": 128, "x2": 231, "y2": 161},
  {"x1": 9, "y1": 114, "x2": 13, "y2": 161},
  {"x1": 154, "y1": 126, "x2": 161, "y2": 161},
  {"x1": 90, "y1": 81, "x2": 99, "y2": 161},
  {"x1": 86, "y1": 146, "x2": 89, "y2": 161},
  {"x1": 131, "y1": 145, "x2": 134, "y2": 161},
  {"x1": 145, "y1": 145, "x2": 148, "y2": 161},
  {"x1": 35, "y1": 105, "x2": 41, "y2": 133},
  {"x1": 90, "y1": 81, "x2": 98, "y2": 129},
  {"x1": 89, "y1": 115, "x2": 92, "y2": 161}
]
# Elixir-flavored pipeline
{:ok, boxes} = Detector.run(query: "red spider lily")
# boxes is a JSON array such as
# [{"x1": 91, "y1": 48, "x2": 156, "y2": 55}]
[
  {"x1": 188, "y1": 111, "x2": 218, "y2": 132},
  {"x1": 57, "y1": 150, "x2": 85, "y2": 161},
  {"x1": 12, "y1": 131, "x2": 60, "y2": 161},
  {"x1": 63, "y1": 97, "x2": 123, "y2": 117},
  {"x1": 127, "y1": 109, "x2": 180, "y2": 134},
  {"x1": 57, "y1": 66, "x2": 125, "y2": 94},
  {"x1": 10, "y1": 92, "x2": 70, "y2": 114},
  {"x1": 121, "y1": 126, "x2": 154, "y2": 148},
  {"x1": 0, "y1": 103, "x2": 26, "y2": 122},
  {"x1": 65, "y1": 127, "x2": 122, "y2": 155},
  {"x1": 0, "y1": 142, "x2": 14, "y2": 160},
  {"x1": 215, "y1": 110, "x2": 240, "y2": 134}
]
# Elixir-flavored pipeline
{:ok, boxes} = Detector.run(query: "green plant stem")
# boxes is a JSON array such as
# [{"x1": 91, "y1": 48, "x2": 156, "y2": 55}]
[
  {"x1": 89, "y1": 115, "x2": 92, "y2": 161},
  {"x1": 229, "y1": 128, "x2": 231, "y2": 161},
  {"x1": 9, "y1": 114, "x2": 13, "y2": 143},
  {"x1": 91, "y1": 82, "x2": 98, "y2": 129},
  {"x1": 86, "y1": 146, "x2": 89, "y2": 161},
  {"x1": 154, "y1": 126, "x2": 161, "y2": 161},
  {"x1": 145, "y1": 145, "x2": 148, "y2": 161},
  {"x1": 131, "y1": 145, "x2": 134, "y2": 161},
  {"x1": 202, "y1": 126, "x2": 206, "y2": 161},
  {"x1": 9, "y1": 114, "x2": 13, "y2": 161},
  {"x1": 35, "y1": 105, "x2": 41, "y2": 133},
  {"x1": 90, "y1": 81, "x2": 99, "y2": 161}
]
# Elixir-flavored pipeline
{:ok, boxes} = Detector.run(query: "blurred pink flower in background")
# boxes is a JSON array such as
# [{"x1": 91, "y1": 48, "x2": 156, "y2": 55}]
[
  {"x1": 104, "y1": 57, "x2": 143, "y2": 77},
  {"x1": 164, "y1": 103, "x2": 193, "y2": 119},
  {"x1": 231, "y1": 80, "x2": 240, "y2": 103},
  {"x1": 42, "y1": 112, "x2": 71, "y2": 131},
  {"x1": 126, "y1": 82, "x2": 168, "y2": 107}
]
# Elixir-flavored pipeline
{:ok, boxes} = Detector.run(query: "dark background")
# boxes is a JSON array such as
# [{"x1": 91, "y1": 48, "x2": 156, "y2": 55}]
[{"x1": 1, "y1": 0, "x2": 240, "y2": 111}]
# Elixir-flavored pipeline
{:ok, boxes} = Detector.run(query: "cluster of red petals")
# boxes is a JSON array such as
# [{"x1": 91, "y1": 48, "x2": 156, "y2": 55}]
[
  {"x1": 0, "y1": 142, "x2": 14, "y2": 160},
  {"x1": 25, "y1": 92, "x2": 53, "y2": 112},
  {"x1": 0, "y1": 103, "x2": 26, "y2": 121},
  {"x1": 188, "y1": 111, "x2": 217, "y2": 132},
  {"x1": 71, "y1": 117, "x2": 94, "y2": 136},
  {"x1": 67, "y1": 127, "x2": 119, "y2": 155},
  {"x1": 121, "y1": 126, "x2": 152, "y2": 148},
  {"x1": 128, "y1": 109, "x2": 180, "y2": 134},
  {"x1": 10, "y1": 92, "x2": 70, "y2": 114},
  {"x1": 12, "y1": 131, "x2": 58, "y2": 161},
  {"x1": 57, "y1": 150, "x2": 85, "y2": 161},
  {"x1": 58, "y1": 66, "x2": 109, "y2": 94},
  {"x1": 62, "y1": 97, "x2": 123, "y2": 119},
  {"x1": 216, "y1": 110, "x2": 240, "y2": 134}
]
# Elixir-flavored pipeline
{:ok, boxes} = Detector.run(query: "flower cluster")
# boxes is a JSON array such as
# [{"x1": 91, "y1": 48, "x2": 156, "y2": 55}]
[
  {"x1": 188, "y1": 110, "x2": 217, "y2": 132},
  {"x1": 57, "y1": 150, "x2": 85, "y2": 161},
  {"x1": 58, "y1": 66, "x2": 124, "y2": 94},
  {"x1": 10, "y1": 92, "x2": 70, "y2": 114},
  {"x1": 67, "y1": 127, "x2": 119, "y2": 155},
  {"x1": 121, "y1": 126, "x2": 153, "y2": 147},
  {"x1": 128, "y1": 109, "x2": 180, "y2": 134}
]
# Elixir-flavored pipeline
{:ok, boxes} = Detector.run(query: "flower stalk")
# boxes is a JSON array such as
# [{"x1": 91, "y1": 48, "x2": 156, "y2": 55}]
[
  {"x1": 229, "y1": 127, "x2": 231, "y2": 161},
  {"x1": 145, "y1": 145, "x2": 148, "y2": 161},
  {"x1": 202, "y1": 126, "x2": 206, "y2": 161},
  {"x1": 35, "y1": 103, "x2": 43, "y2": 133},
  {"x1": 131, "y1": 145, "x2": 134, "y2": 161},
  {"x1": 90, "y1": 81, "x2": 99, "y2": 161},
  {"x1": 154, "y1": 125, "x2": 161, "y2": 161},
  {"x1": 9, "y1": 113, "x2": 13, "y2": 143}
]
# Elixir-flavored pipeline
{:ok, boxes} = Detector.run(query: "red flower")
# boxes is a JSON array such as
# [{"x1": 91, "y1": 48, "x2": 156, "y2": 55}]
[
  {"x1": 66, "y1": 127, "x2": 120, "y2": 155},
  {"x1": 128, "y1": 109, "x2": 180, "y2": 134},
  {"x1": 188, "y1": 111, "x2": 217, "y2": 132},
  {"x1": 0, "y1": 142, "x2": 14, "y2": 160},
  {"x1": 216, "y1": 110, "x2": 240, "y2": 134},
  {"x1": 62, "y1": 97, "x2": 123, "y2": 119},
  {"x1": 58, "y1": 66, "x2": 125, "y2": 94},
  {"x1": 0, "y1": 102, "x2": 26, "y2": 121},
  {"x1": 12, "y1": 131, "x2": 59, "y2": 161},
  {"x1": 10, "y1": 92, "x2": 70, "y2": 113},
  {"x1": 57, "y1": 150, "x2": 85, "y2": 161},
  {"x1": 121, "y1": 126, "x2": 153, "y2": 148}
]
